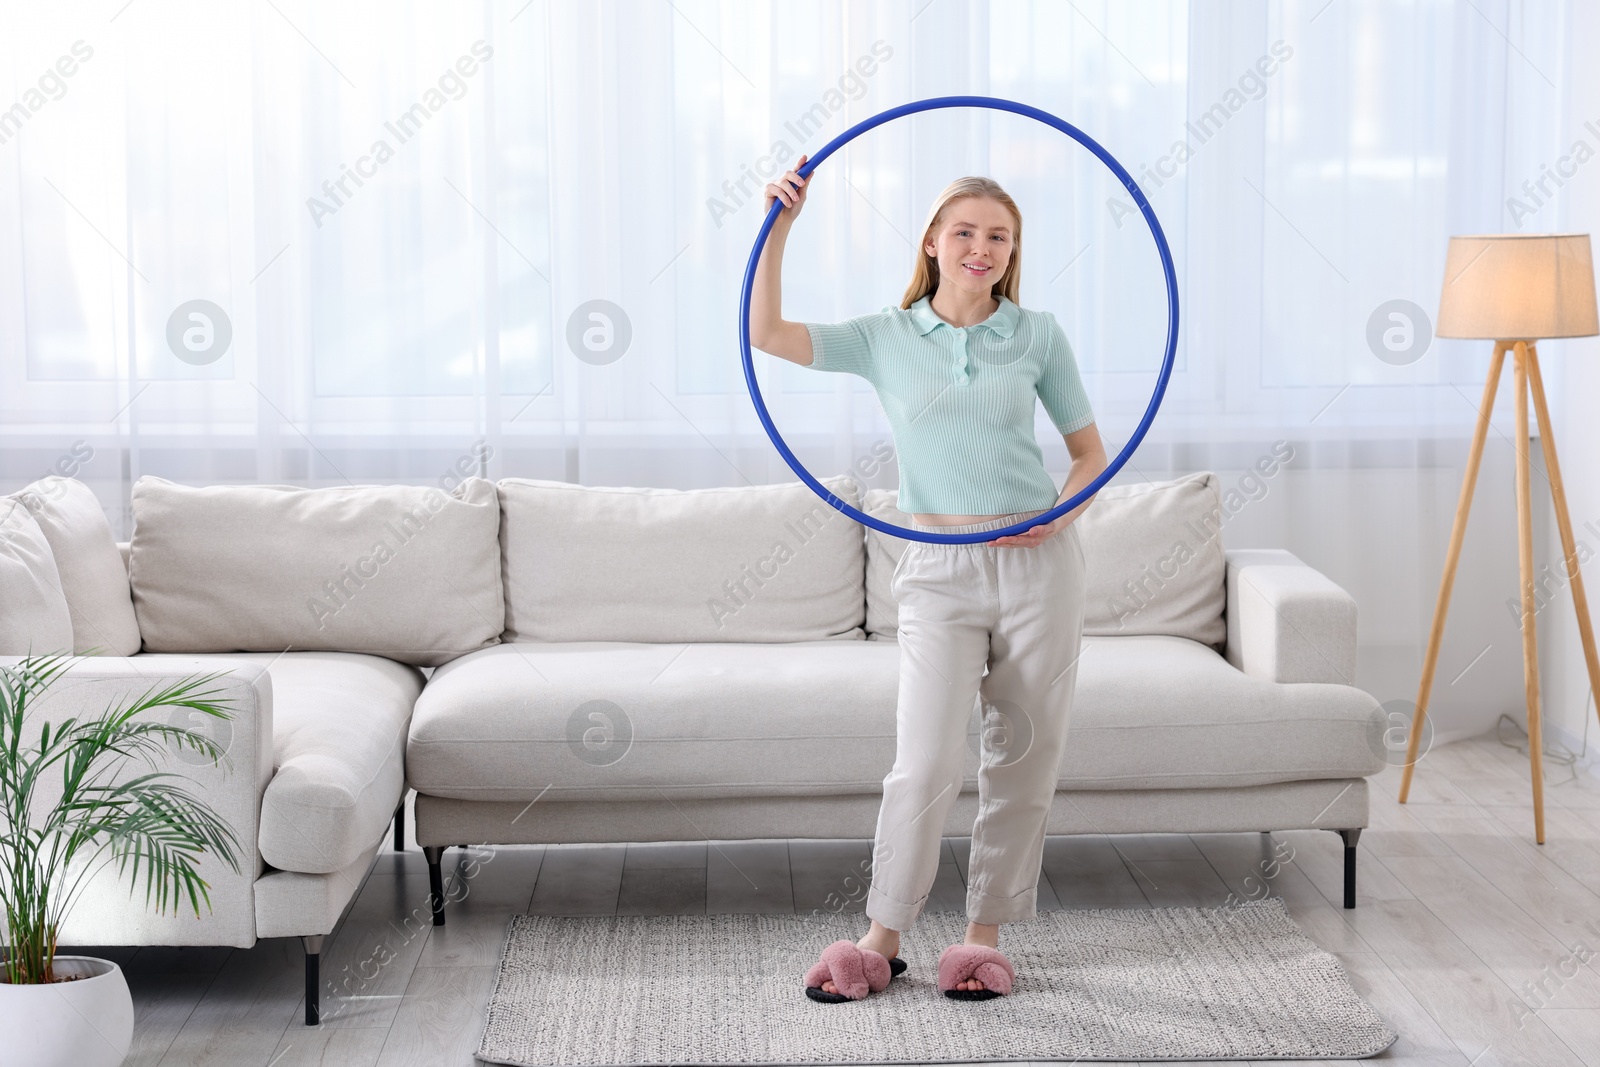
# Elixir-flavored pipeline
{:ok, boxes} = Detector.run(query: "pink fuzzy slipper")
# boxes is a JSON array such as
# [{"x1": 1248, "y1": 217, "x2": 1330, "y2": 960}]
[
  {"x1": 937, "y1": 942, "x2": 1015, "y2": 999},
  {"x1": 802, "y1": 939, "x2": 902, "y2": 1002}
]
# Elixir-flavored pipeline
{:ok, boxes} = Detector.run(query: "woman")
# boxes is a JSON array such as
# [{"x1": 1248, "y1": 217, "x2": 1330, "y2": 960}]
[{"x1": 750, "y1": 156, "x2": 1107, "y2": 1002}]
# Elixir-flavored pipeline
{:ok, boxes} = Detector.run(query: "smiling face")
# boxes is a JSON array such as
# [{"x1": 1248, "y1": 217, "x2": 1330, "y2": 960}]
[{"x1": 922, "y1": 195, "x2": 1017, "y2": 297}]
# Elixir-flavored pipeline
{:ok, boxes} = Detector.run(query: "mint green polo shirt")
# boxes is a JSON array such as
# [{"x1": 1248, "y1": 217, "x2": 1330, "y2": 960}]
[{"x1": 802, "y1": 294, "x2": 1095, "y2": 515}]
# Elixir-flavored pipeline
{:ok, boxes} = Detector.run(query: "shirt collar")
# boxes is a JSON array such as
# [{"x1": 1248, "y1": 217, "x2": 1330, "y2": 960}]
[{"x1": 908, "y1": 293, "x2": 1019, "y2": 339}]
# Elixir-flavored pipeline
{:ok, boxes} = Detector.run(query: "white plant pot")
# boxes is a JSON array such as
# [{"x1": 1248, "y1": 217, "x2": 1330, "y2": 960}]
[{"x1": 0, "y1": 955, "x2": 134, "y2": 1067}]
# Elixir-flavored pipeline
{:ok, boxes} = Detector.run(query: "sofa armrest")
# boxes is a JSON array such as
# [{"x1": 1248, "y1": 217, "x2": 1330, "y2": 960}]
[
  {"x1": 6, "y1": 654, "x2": 274, "y2": 947},
  {"x1": 1224, "y1": 549, "x2": 1357, "y2": 685}
]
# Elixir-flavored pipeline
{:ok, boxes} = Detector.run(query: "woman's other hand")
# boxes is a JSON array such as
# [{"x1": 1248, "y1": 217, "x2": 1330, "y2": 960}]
[{"x1": 989, "y1": 516, "x2": 1069, "y2": 547}]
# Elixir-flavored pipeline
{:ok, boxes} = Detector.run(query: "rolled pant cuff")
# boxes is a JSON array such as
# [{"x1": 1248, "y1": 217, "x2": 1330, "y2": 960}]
[
  {"x1": 967, "y1": 885, "x2": 1038, "y2": 926},
  {"x1": 865, "y1": 884, "x2": 925, "y2": 932}
]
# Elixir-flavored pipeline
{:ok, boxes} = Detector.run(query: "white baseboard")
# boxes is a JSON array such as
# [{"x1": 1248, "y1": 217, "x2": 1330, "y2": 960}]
[
  {"x1": 1540, "y1": 717, "x2": 1600, "y2": 783},
  {"x1": 1446, "y1": 713, "x2": 1600, "y2": 784}
]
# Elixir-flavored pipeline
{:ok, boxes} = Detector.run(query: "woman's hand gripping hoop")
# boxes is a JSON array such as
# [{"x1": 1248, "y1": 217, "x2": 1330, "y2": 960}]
[{"x1": 739, "y1": 94, "x2": 1180, "y2": 545}]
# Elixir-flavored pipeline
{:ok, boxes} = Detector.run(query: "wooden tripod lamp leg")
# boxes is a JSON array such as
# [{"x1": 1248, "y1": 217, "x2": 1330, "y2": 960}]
[
  {"x1": 1511, "y1": 341, "x2": 1547, "y2": 845},
  {"x1": 1400, "y1": 341, "x2": 1508, "y2": 802},
  {"x1": 1527, "y1": 343, "x2": 1600, "y2": 770}
]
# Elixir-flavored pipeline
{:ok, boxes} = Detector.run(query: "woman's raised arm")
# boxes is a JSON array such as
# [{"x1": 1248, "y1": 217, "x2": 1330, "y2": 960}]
[{"x1": 749, "y1": 155, "x2": 815, "y2": 366}]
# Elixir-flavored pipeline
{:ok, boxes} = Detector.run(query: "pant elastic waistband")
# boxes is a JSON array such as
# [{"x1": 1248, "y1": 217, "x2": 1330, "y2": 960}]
[{"x1": 908, "y1": 508, "x2": 1052, "y2": 536}]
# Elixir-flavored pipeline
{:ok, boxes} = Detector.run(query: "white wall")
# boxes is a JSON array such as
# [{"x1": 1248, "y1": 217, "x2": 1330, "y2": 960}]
[{"x1": 1541, "y1": 0, "x2": 1600, "y2": 776}]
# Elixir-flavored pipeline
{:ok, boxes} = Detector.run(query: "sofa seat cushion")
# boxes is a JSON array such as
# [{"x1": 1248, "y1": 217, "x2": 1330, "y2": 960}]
[
  {"x1": 229, "y1": 652, "x2": 423, "y2": 874},
  {"x1": 1060, "y1": 635, "x2": 1384, "y2": 788},
  {"x1": 408, "y1": 641, "x2": 898, "y2": 803},
  {"x1": 406, "y1": 636, "x2": 1383, "y2": 804}
]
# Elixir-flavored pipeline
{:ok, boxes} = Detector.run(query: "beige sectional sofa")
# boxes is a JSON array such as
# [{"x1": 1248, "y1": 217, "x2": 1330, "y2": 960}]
[{"x1": 0, "y1": 468, "x2": 1385, "y2": 1028}]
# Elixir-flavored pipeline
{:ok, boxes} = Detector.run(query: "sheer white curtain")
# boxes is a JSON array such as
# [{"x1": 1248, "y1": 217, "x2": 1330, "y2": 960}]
[{"x1": 0, "y1": 0, "x2": 1581, "y2": 745}]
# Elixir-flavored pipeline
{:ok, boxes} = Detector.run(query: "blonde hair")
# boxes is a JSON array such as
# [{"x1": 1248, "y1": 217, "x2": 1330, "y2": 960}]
[{"x1": 899, "y1": 177, "x2": 1023, "y2": 310}]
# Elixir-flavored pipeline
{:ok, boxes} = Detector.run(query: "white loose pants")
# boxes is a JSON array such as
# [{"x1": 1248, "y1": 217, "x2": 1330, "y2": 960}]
[{"x1": 865, "y1": 508, "x2": 1088, "y2": 930}]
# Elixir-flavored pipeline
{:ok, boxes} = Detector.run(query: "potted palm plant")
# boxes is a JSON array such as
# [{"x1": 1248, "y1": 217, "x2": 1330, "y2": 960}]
[{"x1": 0, "y1": 654, "x2": 243, "y2": 1067}]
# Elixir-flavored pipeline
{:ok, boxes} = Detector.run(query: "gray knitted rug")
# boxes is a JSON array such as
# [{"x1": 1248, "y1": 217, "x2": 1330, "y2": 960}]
[{"x1": 477, "y1": 900, "x2": 1398, "y2": 1065}]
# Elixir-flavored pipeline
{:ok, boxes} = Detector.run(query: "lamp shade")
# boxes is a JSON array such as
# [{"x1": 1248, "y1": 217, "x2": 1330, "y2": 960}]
[{"x1": 1436, "y1": 233, "x2": 1599, "y2": 340}]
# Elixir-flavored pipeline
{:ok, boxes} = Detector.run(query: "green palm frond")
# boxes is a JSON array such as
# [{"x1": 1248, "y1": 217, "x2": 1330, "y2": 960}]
[{"x1": 0, "y1": 653, "x2": 244, "y2": 985}]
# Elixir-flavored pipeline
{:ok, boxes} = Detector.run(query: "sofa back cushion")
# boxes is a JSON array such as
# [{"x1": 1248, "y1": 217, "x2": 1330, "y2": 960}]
[
  {"x1": 499, "y1": 476, "x2": 866, "y2": 643},
  {"x1": 861, "y1": 489, "x2": 915, "y2": 641},
  {"x1": 0, "y1": 497, "x2": 75, "y2": 656},
  {"x1": 129, "y1": 477, "x2": 503, "y2": 666},
  {"x1": 863, "y1": 471, "x2": 1227, "y2": 647},
  {"x1": 1076, "y1": 471, "x2": 1226, "y2": 646},
  {"x1": 10, "y1": 477, "x2": 141, "y2": 656}
]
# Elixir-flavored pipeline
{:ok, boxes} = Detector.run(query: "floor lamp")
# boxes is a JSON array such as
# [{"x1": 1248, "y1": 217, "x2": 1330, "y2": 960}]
[{"x1": 1398, "y1": 233, "x2": 1600, "y2": 845}]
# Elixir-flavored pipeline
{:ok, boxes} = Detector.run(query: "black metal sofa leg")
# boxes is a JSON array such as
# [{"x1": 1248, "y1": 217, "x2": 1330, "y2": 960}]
[
  {"x1": 1337, "y1": 828, "x2": 1361, "y2": 909},
  {"x1": 424, "y1": 845, "x2": 447, "y2": 926},
  {"x1": 393, "y1": 797, "x2": 406, "y2": 851},
  {"x1": 302, "y1": 935, "x2": 324, "y2": 1025}
]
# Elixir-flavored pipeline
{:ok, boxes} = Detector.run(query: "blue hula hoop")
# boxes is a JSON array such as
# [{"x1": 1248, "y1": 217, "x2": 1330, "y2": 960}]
[{"x1": 739, "y1": 94, "x2": 1179, "y2": 545}]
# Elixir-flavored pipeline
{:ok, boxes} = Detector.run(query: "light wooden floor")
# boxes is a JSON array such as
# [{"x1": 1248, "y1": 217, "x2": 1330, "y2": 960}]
[{"x1": 71, "y1": 731, "x2": 1600, "y2": 1067}]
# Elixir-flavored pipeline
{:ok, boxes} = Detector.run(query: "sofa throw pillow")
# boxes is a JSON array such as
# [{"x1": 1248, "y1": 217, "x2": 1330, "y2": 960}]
[
  {"x1": 10, "y1": 477, "x2": 142, "y2": 656},
  {"x1": 0, "y1": 497, "x2": 75, "y2": 656},
  {"x1": 130, "y1": 477, "x2": 504, "y2": 666},
  {"x1": 1077, "y1": 471, "x2": 1226, "y2": 646},
  {"x1": 499, "y1": 476, "x2": 866, "y2": 643},
  {"x1": 862, "y1": 471, "x2": 1227, "y2": 648},
  {"x1": 862, "y1": 488, "x2": 915, "y2": 640}
]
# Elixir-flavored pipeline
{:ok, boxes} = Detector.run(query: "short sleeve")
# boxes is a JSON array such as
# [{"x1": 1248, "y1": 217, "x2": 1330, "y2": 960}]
[
  {"x1": 801, "y1": 312, "x2": 883, "y2": 380},
  {"x1": 1036, "y1": 313, "x2": 1095, "y2": 434}
]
